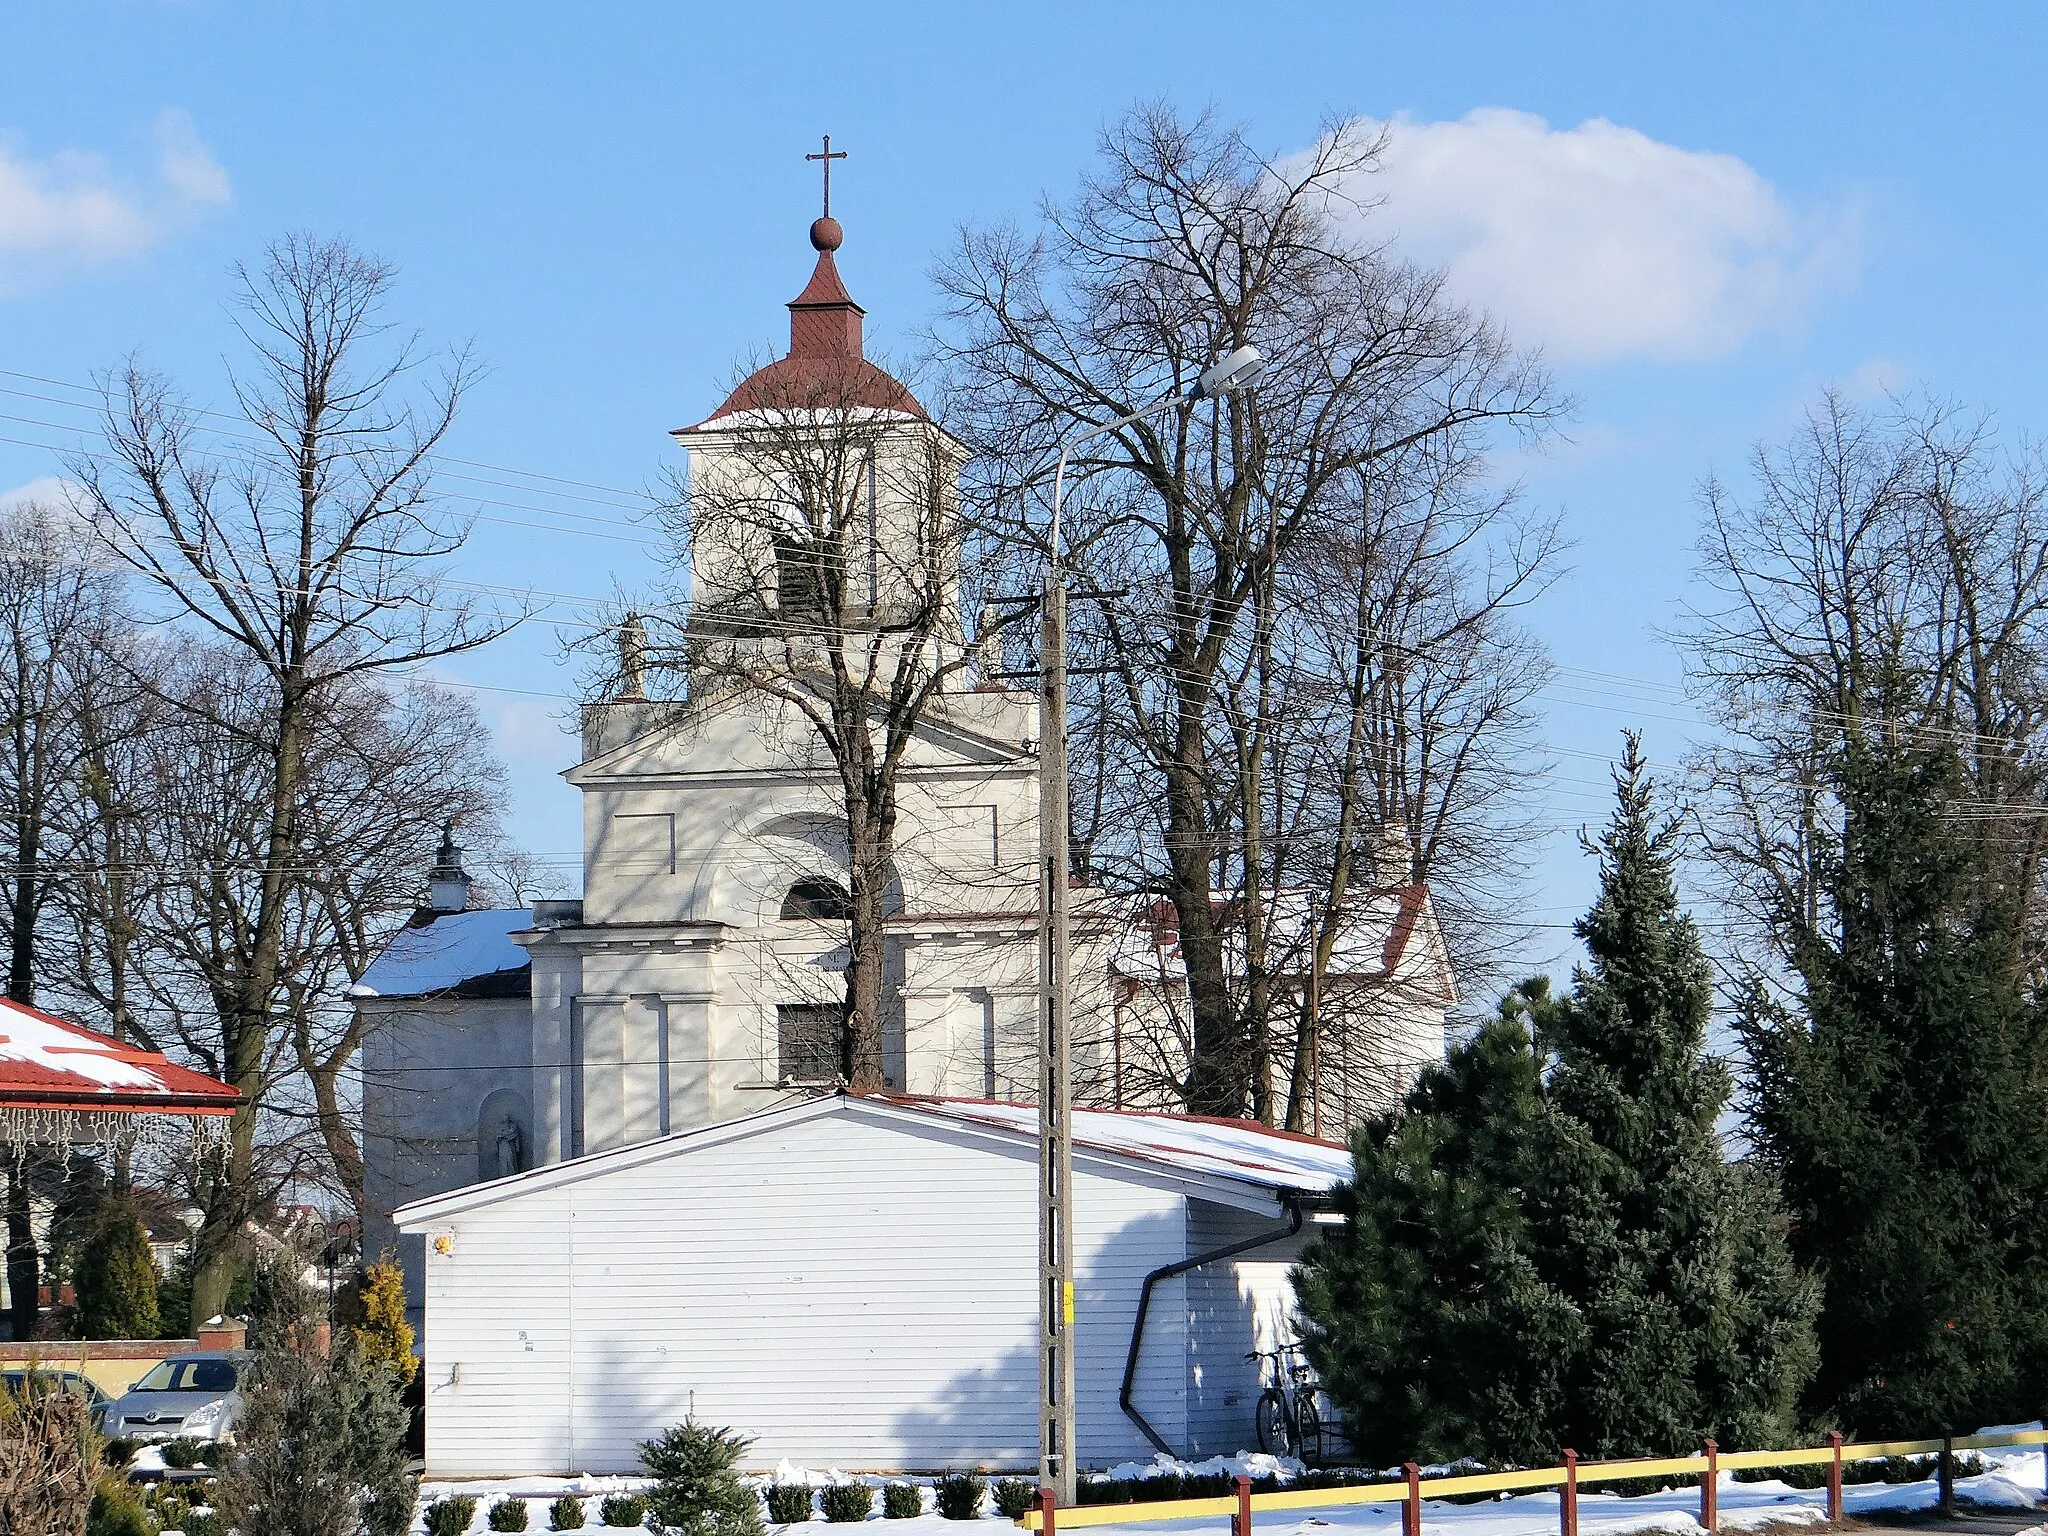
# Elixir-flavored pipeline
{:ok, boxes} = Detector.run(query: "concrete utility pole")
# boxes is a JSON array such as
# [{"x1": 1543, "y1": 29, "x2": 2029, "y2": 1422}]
[
  {"x1": 1036, "y1": 345, "x2": 1264, "y2": 1502},
  {"x1": 1037, "y1": 565, "x2": 1077, "y2": 1501}
]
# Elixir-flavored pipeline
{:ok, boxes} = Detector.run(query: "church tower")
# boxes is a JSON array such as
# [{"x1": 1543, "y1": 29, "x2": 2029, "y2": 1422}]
[{"x1": 670, "y1": 211, "x2": 970, "y2": 697}]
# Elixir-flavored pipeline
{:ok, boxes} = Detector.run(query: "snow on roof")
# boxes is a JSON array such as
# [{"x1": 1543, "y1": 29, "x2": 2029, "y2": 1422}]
[
  {"x1": 0, "y1": 997, "x2": 239, "y2": 1113},
  {"x1": 397, "y1": 1092, "x2": 1353, "y2": 1226},
  {"x1": 887, "y1": 1097, "x2": 1353, "y2": 1194},
  {"x1": 351, "y1": 909, "x2": 534, "y2": 1000}
]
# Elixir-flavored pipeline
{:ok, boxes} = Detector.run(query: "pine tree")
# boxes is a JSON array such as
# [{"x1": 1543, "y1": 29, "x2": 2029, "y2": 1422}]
[
  {"x1": 1294, "y1": 994, "x2": 1577, "y2": 1465},
  {"x1": 72, "y1": 1200, "x2": 159, "y2": 1340},
  {"x1": 1739, "y1": 737, "x2": 2048, "y2": 1435},
  {"x1": 1298, "y1": 736, "x2": 1818, "y2": 1464}
]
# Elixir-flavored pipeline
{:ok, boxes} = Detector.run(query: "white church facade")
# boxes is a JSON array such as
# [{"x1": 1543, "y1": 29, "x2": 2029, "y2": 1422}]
[{"x1": 354, "y1": 215, "x2": 1455, "y2": 1320}]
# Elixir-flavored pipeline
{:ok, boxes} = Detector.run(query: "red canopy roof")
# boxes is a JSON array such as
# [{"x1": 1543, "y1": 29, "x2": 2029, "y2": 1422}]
[
  {"x1": 0, "y1": 997, "x2": 239, "y2": 1115},
  {"x1": 677, "y1": 223, "x2": 927, "y2": 432}
]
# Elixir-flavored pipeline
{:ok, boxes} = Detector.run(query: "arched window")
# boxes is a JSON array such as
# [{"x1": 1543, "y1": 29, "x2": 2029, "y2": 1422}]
[{"x1": 780, "y1": 877, "x2": 853, "y2": 920}]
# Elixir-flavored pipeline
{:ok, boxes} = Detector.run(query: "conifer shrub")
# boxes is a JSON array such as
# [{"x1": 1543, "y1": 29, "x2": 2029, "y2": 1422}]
[
  {"x1": 639, "y1": 1417, "x2": 763, "y2": 1536},
  {"x1": 492, "y1": 1496, "x2": 533, "y2": 1530},
  {"x1": 991, "y1": 1480, "x2": 1036, "y2": 1519},
  {"x1": 765, "y1": 1484, "x2": 814, "y2": 1524},
  {"x1": 74, "y1": 1200, "x2": 160, "y2": 1340},
  {"x1": 426, "y1": 1495, "x2": 480, "y2": 1535},
  {"x1": 820, "y1": 1482, "x2": 874, "y2": 1522},
  {"x1": 85, "y1": 1472, "x2": 152, "y2": 1536},
  {"x1": 552, "y1": 1494, "x2": 588, "y2": 1529},
  {"x1": 154, "y1": 1491, "x2": 194, "y2": 1530},
  {"x1": 600, "y1": 1492, "x2": 649, "y2": 1527},
  {"x1": 349, "y1": 1257, "x2": 419, "y2": 1385},
  {"x1": 933, "y1": 1474, "x2": 984, "y2": 1520},
  {"x1": 882, "y1": 1483, "x2": 922, "y2": 1519},
  {"x1": 208, "y1": 1249, "x2": 416, "y2": 1536},
  {"x1": 100, "y1": 1436, "x2": 139, "y2": 1467},
  {"x1": 184, "y1": 1513, "x2": 225, "y2": 1536},
  {"x1": 161, "y1": 1436, "x2": 205, "y2": 1468}
]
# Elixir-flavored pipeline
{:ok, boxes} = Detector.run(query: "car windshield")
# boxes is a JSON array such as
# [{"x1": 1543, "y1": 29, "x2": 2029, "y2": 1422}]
[
  {"x1": 131, "y1": 1359, "x2": 236, "y2": 1393},
  {"x1": 4, "y1": 1369, "x2": 91, "y2": 1397}
]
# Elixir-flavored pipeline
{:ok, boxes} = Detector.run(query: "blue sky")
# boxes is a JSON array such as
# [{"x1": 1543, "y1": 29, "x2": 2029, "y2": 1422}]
[{"x1": 3, "y1": 2, "x2": 2045, "y2": 992}]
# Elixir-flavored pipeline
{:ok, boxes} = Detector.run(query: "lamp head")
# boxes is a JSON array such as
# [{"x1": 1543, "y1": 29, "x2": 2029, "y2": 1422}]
[{"x1": 1193, "y1": 344, "x2": 1265, "y2": 400}]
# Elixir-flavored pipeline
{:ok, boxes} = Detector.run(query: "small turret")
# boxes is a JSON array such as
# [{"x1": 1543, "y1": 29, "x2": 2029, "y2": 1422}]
[{"x1": 428, "y1": 821, "x2": 472, "y2": 914}]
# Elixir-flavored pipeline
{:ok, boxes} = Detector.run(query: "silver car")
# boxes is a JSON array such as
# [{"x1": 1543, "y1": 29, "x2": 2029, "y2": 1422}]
[{"x1": 105, "y1": 1352, "x2": 245, "y2": 1443}]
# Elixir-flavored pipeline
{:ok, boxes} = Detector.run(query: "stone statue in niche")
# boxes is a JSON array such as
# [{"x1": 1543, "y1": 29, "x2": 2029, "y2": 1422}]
[{"x1": 491, "y1": 1116, "x2": 526, "y2": 1179}]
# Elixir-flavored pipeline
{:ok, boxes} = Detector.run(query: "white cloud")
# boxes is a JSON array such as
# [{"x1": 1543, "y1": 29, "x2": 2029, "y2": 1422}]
[
  {"x1": 1333, "y1": 109, "x2": 1857, "y2": 365},
  {"x1": 0, "y1": 114, "x2": 231, "y2": 293},
  {"x1": 1841, "y1": 356, "x2": 1910, "y2": 401},
  {"x1": 0, "y1": 476, "x2": 88, "y2": 516},
  {"x1": 153, "y1": 109, "x2": 231, "y2": 207},
  {"x1": 486, "y1": 697, "x2": 577, "y2": 765}
]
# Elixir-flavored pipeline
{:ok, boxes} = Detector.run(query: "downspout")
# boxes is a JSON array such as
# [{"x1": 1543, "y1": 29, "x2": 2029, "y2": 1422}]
[{"x1": 1120, "y1": 1195, "x2": 1311, "y2": 1460}]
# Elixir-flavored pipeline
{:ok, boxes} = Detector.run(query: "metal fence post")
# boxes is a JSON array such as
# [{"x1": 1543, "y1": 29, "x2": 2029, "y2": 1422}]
[
  {"x1": 1561, "y1": 1450, "x2": 1578, "y2": 1536},
  {"x1": 1404, "y1": 1462, "x2": 1422, "y2": 1536},
  {"x1": 1827, "y1": 1432, "x2": 1843, "y2": 1523},
  {"x1": 1939, "y1": 1425, "x2": 1955, "y2": 1515},
  {"x1": 1038, "y1": 1486, "x2": 1058, "y2": 1536},
  {"x1": 1701, "y1": 1438, "x2": 1718, "y2": 1532}
]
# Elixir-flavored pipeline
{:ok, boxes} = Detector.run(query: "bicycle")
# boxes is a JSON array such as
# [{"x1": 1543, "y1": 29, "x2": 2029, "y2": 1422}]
[{"x1": 1246, "y1": 1342, "x2": 1322, "y2": 1464}]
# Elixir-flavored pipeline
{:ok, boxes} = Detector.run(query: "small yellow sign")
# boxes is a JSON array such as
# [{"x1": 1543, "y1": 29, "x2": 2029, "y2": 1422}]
[{"x1": 1063, "y1": 1281, "x2": 1075, "y2": 1326}]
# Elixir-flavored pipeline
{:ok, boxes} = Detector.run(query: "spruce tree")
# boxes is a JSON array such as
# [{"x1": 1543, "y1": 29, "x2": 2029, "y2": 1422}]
[
  {"x1": 640, "y1": 1419, "x2": 765, "y2": 1536},
  {"x1": 72, "y1": 1200, "x2": 159, "y2": 1340},
  {"x1": 1519, "y1": 736, "x2": 1817, "y2": 1456},
  {"x1": 1739, "y1": 737, "x2": 2048, "y2": 1434},
  {"x1": 1298, "y1": 736, "x2": 1817, "y2": 1464}
]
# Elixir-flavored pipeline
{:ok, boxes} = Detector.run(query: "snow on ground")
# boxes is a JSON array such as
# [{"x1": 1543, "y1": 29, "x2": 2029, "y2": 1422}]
[{"x1": 409, "y1": 1433, "x2": 2048, "y2": 1536}]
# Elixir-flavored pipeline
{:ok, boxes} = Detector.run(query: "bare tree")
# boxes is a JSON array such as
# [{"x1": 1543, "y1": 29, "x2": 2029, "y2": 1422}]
[
  {"x1": 935, "y1": 105, "x2": 1560, "y2": 1114},
  {"x1": 1685, "y1": 390, "x2": 2048, "y2": 968},
  {"x1": 74, "y1": 233, "x2": 521, "y2": 1323},
  {"x1": 0, "y1": 500, "x2": 124, "y2": 1007},
  {"x1": 0, "y1": 497, "x2": 131, "y2": 1337}
]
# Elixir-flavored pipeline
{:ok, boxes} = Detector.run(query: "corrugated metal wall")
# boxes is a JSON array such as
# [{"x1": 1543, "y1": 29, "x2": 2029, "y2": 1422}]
[{"x1": 417, "y1": 1109, "x2": 1198, "y2": 1475}]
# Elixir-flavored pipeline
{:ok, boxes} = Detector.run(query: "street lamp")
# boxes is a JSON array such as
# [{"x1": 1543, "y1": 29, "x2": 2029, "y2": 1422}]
[{"x1": 1036, "y1": 344, "x2": 1263, "y2": 1502}]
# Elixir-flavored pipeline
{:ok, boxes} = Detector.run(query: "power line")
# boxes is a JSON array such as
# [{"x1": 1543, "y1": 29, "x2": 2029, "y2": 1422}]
[{"x1": 0, "y1": 368, "x2": 662, "y2": 507}]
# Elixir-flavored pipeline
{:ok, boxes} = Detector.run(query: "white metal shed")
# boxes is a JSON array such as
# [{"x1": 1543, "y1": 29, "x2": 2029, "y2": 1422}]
[{"x1": 395, "y1": 1093, "x2": 1348, "y2": 1476}]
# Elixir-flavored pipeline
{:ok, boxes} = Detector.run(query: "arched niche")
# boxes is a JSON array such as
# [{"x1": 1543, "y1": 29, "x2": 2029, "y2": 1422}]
[
  {"x1": 694, "y1": 810, "x2": 906, "y2": 926},
  {"x1": 476, "y1": 1087, "x2": 534, "y2": 1182}
]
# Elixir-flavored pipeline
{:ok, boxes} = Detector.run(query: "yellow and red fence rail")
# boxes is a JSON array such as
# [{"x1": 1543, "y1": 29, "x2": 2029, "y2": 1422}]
[{"x1": 1016, "y1": 1427, "x2": 2048, "y2": 1536}]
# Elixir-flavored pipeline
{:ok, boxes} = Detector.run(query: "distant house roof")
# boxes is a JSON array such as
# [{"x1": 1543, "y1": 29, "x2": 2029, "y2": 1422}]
[
  {"x1": 351, "y1": 909, "x2": 534, "y2": 1001},
  {"x1": 396, "y1": 1091, "x2": 1351, "y2": 1227},
  {"x1": 0, "y1": 998, "x2": 239, "y2": 1115},
  {"x1": 1112, "y1": 885, "x2": 1457, "y2": 1003}
]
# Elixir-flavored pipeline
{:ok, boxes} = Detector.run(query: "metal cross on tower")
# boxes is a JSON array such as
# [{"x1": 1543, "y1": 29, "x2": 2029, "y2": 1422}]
[{"x1": 806, "y1": 134, "x2": 848, "y2": 218}]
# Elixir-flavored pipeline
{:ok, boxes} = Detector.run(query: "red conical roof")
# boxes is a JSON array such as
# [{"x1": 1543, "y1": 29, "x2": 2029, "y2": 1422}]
[{"x1": 683, "y1": 222, "x2": 926, "y2": 431}]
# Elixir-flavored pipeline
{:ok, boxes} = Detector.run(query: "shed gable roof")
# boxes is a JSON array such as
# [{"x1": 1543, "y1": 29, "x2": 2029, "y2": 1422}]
[{"x1": 394, "y1": 1093, "x2": 1350, "y2": 1227}]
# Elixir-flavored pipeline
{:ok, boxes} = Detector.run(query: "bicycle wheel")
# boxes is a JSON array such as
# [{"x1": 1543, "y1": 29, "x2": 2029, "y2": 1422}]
[
  {"x1": 1255, "y1": 1388, "x2": 1293, "y2": 1456},
  {"x1": 1294, "y1": 1393, "x2": 1323, "y2": 1466}
]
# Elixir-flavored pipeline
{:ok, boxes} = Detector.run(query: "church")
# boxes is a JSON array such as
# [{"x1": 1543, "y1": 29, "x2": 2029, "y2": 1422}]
[{"x1": 352, "y1": 205, "x2": 1456, "y2": 1325}]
